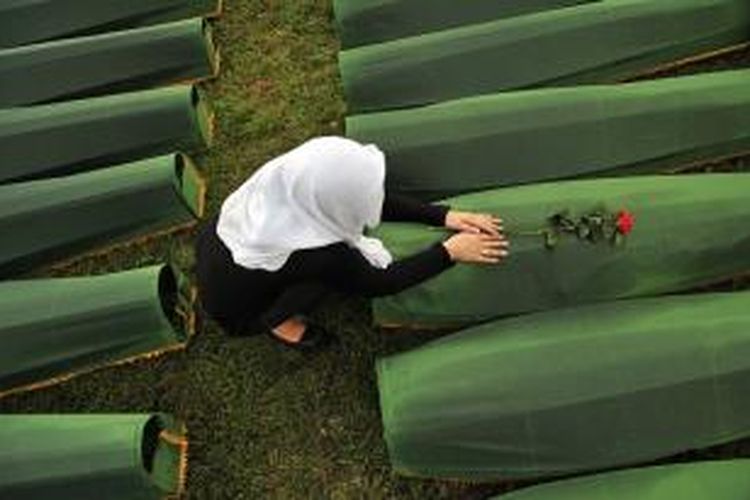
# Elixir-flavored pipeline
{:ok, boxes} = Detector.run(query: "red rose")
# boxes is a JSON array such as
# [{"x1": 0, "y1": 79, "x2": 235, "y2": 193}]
[{"x1": 616, "y1": 210, "x2": 635, "y2": 235}]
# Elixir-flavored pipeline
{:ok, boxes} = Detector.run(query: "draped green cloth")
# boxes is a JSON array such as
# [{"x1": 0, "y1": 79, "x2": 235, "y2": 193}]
[
  {"x1": 334, "y1": 0, "x2": 596, "y2": 48},
  {"x1": 0, "y1": 18, "x2": 219, "y2": 107},
  {"x1": 373, "y1": 174, "x2": 750, "y2": 327},
  {"x1": 0, "y1": 154, "x2": 204, "y2": 277},
  {"x1": 0, "y1": 0, "x2": 220, "y2": 48},
  {"x1": 0, "y1": 413, "x2": 187, "y2": 499},
  {"x1": 0, "y1": 85, "x2": 212, "y2": 183},
  {"x1": 340, "y1": 0, "x2": 750, "y2": 112},
  {"x1": 348, "y1": 69, "x2": 750, "y2": 200},
  {"x1": 493, "y1": 461, "x2": 750, "y2": 499},
  {"x1": 0, "y1": 266, "x2": 192, "y2": 396},
  {"x1": 378, "y1": 292, "x2": 750, "y2": 480}
]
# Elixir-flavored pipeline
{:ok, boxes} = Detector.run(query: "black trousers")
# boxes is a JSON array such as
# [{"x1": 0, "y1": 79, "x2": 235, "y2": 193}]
[{"x1": 194, "y1": 216, "x2": 331, "y2": 336}]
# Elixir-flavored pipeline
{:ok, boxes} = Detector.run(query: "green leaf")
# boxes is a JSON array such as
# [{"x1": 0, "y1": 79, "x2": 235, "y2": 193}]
[
  {"x1": 544, "y1": 230, "x2": 559, "y2": 250},
  {"x1": 614, "y1": 232, "x2": 625, "y2": 246},
  {"x1": 576, "y1": 223, "x2": 591, "y2": 240}
]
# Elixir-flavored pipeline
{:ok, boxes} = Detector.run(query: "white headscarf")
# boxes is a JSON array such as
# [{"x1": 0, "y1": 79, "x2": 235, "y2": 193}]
[{"x1": 216, "y1": 136, "x2": 393, "y2": 271}]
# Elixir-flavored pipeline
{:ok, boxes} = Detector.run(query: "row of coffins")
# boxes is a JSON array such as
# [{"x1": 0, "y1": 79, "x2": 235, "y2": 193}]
[
  {"x1": 0, "y1": 1, "x2": 223, "y2": 497},
  {"x1": 337, "y1": 0, "x2": 750, "y2": 112},
  {"x1": 333, "y1": 0, "x2": 750, "y2": 496}
]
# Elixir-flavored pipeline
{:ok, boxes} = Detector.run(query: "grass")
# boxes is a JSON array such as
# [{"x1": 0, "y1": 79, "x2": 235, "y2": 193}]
[{"x1": 1, "y1": 1, "x2": 749, "y2": 498}]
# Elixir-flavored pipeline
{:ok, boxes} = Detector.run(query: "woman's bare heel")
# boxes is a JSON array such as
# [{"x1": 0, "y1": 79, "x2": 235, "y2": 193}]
[
  {"x1": 271, "y1": 317, "x2": 307, "y2": 343},
  {"x1": 267, "y1": 316, "x2": 334, "y2": 352}
]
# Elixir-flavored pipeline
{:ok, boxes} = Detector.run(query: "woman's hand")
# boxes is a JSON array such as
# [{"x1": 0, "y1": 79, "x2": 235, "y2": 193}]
[
  {"x1": 445, "y1": 210, "x2": 502, "y2": 236},
  {"x1": 442, "y1": 233, "x2": 510, "y2": 265}
]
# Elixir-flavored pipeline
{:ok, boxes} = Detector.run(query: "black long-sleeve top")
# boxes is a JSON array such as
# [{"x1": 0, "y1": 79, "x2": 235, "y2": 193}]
[
  {"x1": 195, "y1": 192, "x2": 453, "y2": 333},
  {"x1": 286, "y1": 192, "x2": 453, "y2": 298}
]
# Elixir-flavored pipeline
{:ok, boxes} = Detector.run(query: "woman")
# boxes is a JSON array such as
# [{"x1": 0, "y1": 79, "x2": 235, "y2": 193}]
[{"x1": 195, "y1": 137, "x2": 509, "y2": 350}]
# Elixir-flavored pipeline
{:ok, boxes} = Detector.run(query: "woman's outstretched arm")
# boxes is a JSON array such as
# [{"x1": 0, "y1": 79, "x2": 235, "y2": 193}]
[
  {"x1": 382, "y1": 191, "x2": 503, "y2": 236},
  {"x1": 285, "y1": 234, "x2": 508, "y2": 299},
  {"x1": 381, "y1": 191, "x2": 449, "y2": 226}
]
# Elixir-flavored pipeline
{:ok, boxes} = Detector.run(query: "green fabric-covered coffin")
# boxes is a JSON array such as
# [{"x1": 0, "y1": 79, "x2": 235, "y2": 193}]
[
  {"x1": 340, "y1": 0, "x2": 750, "y2": 112},
  {"x1": 0, "y1": 18, "x2": 219, "y2": 107},
  {"x1": 0, "y1": 85, "x2": 212, "y2": 183},
  {"x1": 373, "y1": 174, "x2": 750, "y2": 327},
  {"x1": 334, "y1": 0, "x2": 596, "y2": 48},
  {"x1": 0, "y1": 265, "x2": 195, "y2": 397},
  {"x1": 0, "y1": 413, "x2": 187, "y2": 499},
  {"x1": 0, "y1": 154, "x2": 205, "y2": 277},
  {"x1": 378, "y1": 292, "x2": 750, "y2": 480},
  {"x1": 493, "y1": 461, "x2": 750, "y2": 500},
  {"x1": 349, "y1": 69, "x2": 750, "y2": 200},
  {"x1": 0, "y1": 0, "x2": 221, "y2": 48}
]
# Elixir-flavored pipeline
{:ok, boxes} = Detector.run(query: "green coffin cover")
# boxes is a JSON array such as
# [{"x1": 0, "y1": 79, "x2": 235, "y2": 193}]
[
  {"x1": 349, "y1": 69, "x2": 750, "y2": 200},
  {"x1": 0, "y1": 413, "x2": 187, "y2": 499},
  {"x1": 0, "y1": 154, "x2": 205, "y2": 277},
  {"x1": 494, "y1": 461, "x2": 750, "y2": 500},
  {"x1": 0, "y1": 18, "x2": 220, "y2": 107},
  {"x1": 334, "y1": 0, "x2": 597, "y2": 48},
  {"x1": 340, "y1": 0, "x2": 750, "y2": 112},
  {"x1": 0, "y1": 0, "x2": 221, "y2": 48},
  {"x1": 0, "y1": 265, "x2": 194, "y2": 397},
  {"x1": 378, "y1": 292, "x2": 750, "y2": 480},
  {"x1": 0, "y1": 85, "x2": 212, "y2": 184},
  {"x1": 373, "y1": 174, "x2": 750, "y2": 327}
]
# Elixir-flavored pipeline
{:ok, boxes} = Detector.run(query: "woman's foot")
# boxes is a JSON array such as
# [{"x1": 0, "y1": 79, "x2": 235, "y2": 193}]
[
  {"x1": 270, "y1": 317, "x2": 334, "y2": 351},
  {"x1": 272, "y1": 317, "x2": 307, "y2": 343}
]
